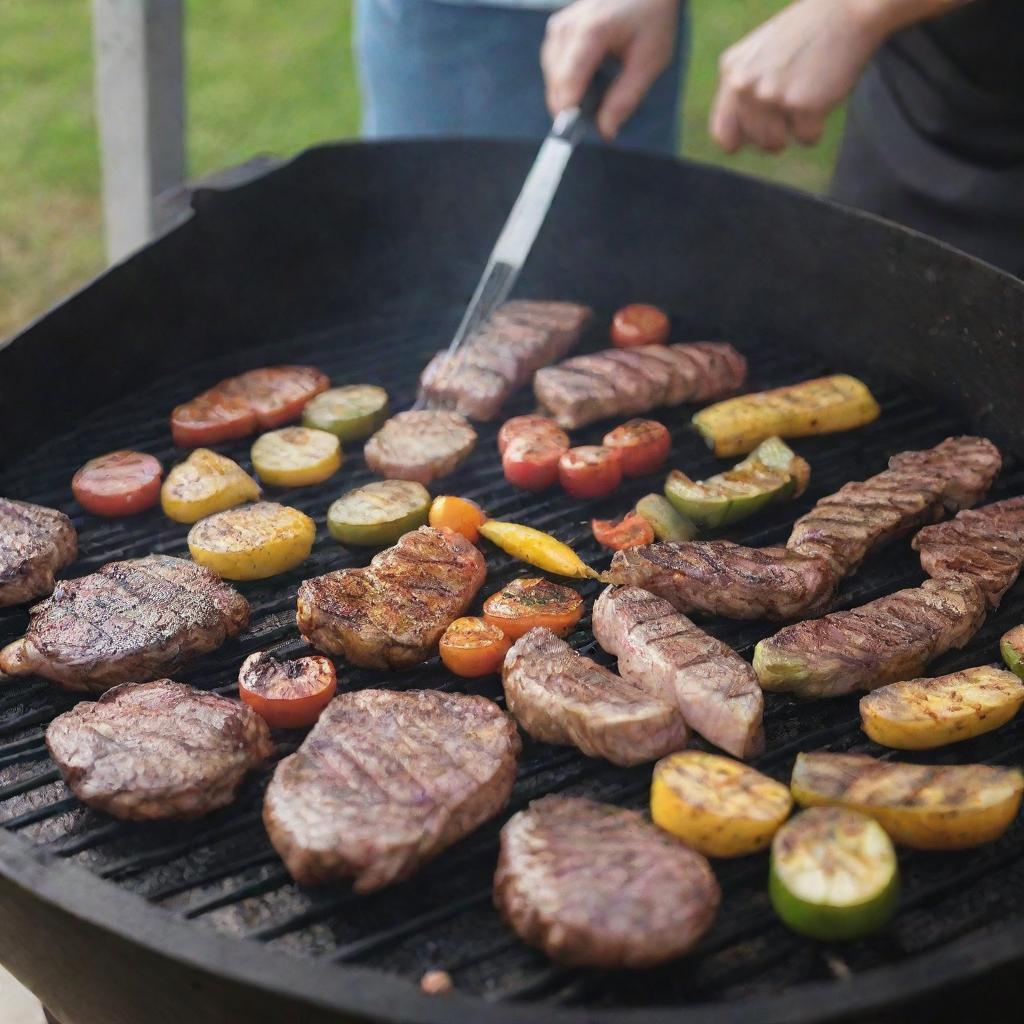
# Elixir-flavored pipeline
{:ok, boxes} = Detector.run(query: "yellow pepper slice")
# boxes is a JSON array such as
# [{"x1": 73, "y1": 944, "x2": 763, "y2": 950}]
[
  {"x1": 161, "y1": 448, "x2": 261, "y2": 524},
  {"x1": 478, "y1": 520, "x2": 597, "y2": 579},
  {"x1": 251, "y1": 427, "x2": 342, "y2": 488}
]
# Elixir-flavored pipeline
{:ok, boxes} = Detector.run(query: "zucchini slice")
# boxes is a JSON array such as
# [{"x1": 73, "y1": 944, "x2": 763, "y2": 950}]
[
  {"x1": 1001, "y1": 625, "x2": 1024, "y2": 679},
  {"x1": 327, "y1": 480, "x2": 430, "y2": 546},
  {"x1": 302, "y1": 385, "x2": 390, "y2": 442},
  {"x1": 635, "y1": 493, "x2": 698, "y2": 542}
]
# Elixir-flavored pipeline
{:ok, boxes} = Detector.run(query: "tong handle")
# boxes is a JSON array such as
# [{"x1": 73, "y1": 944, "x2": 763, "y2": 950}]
[{"x1": 551, "y1": 61, "x2": 618, "y2": 145}]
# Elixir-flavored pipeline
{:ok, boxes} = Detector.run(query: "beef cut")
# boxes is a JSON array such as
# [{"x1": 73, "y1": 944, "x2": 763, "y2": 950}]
[
  {"x1": 0, "y1": 497, "x2": 78, "y2": 608},
  {"x1": 363, "y1": 410, "x2": 477, "y2": 484}
]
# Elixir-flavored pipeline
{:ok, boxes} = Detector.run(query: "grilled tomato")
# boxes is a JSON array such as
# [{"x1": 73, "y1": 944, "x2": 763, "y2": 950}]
[
  {"x1": 591, "y1": 512, "x2": 655, "y2": 551},
  {"x1": 558, "y1": 446, "x2": 622, "y2": 500},
  {"x1": 171, "y1": 391, "x2": 257, "y2": 448},
  {"x1": 251, "y1": 427, "x2": 342, "y2": 488},
  {"x1": 238, "y1": 651, "x2": 337, "y2": 729},
  {"x1": 610, "y1": 304, "x2": 670, "y2": 348},
  {"x1": 439, "y1": 617, "x2": 511, "y2": 677},
  {"x1": 218, "y1": 366, "x2": 330, "y2": 429},
  {"x1": 160, "y1": 448, "x2": 260, "y2": 524},
  {"x1": 429, "y1": 496, "x2": 487, "y2": 543},
  {"x1": 500, "y1": 416, "x2": 570, "y2": 492},
  {"x1": 72, "y1": 450, "x2": 162, "y2": 517},
  {"x1": 602, "y1": 420, "x2": 671, "y2": 477},
  {"x1": 483, "y1": 577, "x2": 584, "y2": 640}
]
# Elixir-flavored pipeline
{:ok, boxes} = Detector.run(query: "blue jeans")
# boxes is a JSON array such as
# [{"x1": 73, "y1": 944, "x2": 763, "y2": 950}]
[{"x1": 354, "y1": 0, "x2": 689, "y2": 155}]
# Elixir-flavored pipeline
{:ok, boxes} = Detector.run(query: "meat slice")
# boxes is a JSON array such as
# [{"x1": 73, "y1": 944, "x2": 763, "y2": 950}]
[
  {"x1": 913, "y1": 496, "x2": 1024, "y2": 608},
  {"x1": 593, "y1": 586, "x2": 764, "y2": 759},
  {"x1": 297, "y1": 526, "x2": 486, "y2": 669},
  {"x1": 263, "y1": 689, "x2": 520, "y2": 889},
  {"x1": 501, "y1": 628, "x2": 688, "y2": 766},
  {"x1": 0, "y1": 497, "x2": 78, "y2": 607},
  {"x1": 888, "y1": 435, "x2": 1002, "y2": 512},
  {"x1": 607, "y1": 541, "x2": 837, "y2": 621},
  {"x1": 363, "y1": 410, "x2": 477, "y2": 484},
  {"x1": 46, "y1": 680, "x2": 272, "y2": 820},
  {"x1": 494, "y1": 795, "x2": 720, "y2": 968},
  {"x1": 0, "y1": 555, "x2": 250, "y2": 693},
  {"x1": 534, "y1": 342, "x2": 747, "y2": 429},
  {"x1": 753, "y1": 574, "x2": 987, "y2": 698}
]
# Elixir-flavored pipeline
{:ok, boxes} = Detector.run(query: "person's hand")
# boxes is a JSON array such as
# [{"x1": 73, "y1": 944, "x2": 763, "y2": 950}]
[
  {"x1": 541, "y1": 0, "x2": 681, "y2": 141},
  {"x1": 710, "y1": 0, "x2": 890, "y2": 154}
]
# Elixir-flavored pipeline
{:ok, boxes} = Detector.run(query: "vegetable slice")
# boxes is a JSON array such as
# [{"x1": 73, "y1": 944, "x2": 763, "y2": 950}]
[
  {"x1": 500, "y1": 417, "x2": 570, "y2": 492},
  {"x1": 439, "y1": 617, "x2": 511, "y2": 677},
  {"x1": 479, "y1": 521, "x2": 597, "y2": 579},
  {"x1": 160, "y1": 448, "x2": 261, "y2": 524},
  {"x1": 592, "y1": 512, "x2": 655, "y2": 551},
  {"x1": 558, "y1": 446, "x2": 622, "y2": 500},
  {"x1": 188, "y1": 501, "x2": 315, "y2": 580},
  {"x1": 428, "y1": 495, "x2": 487, "y2": 543},
  {"x1": 791, "y1": 751, "x2": 1024, "y2": 849},
  {"x1": 171, "y1": 391, "x2": 257, "y2": 448},
  {"x1": 238, "y1": 651, "x2": 337, "y2": 728},
  {"x1": 497, "y1": 415, "x2": 568, "y2": 456},
  {"x1": 602, "y1": 420, "x2": 671, "y2": 477},
  {"x1": 692, "y1": 374, "x2": 881, "y2": 457},
  {"x1": 635, "y1": 493, "x2": 698, "y2": 542},
  {"x1": 218, "y1": 366, "x2": 330, "y2": 429},
  {"x1": 770, "y1": 807, "x2": 898, "y2": 941},
  {"x1": 482, "y1": 578, "x2": 584, "y2": 640},
  {"x1": 1001, "y1": 625, "x2": 1024, "y2": 678},
  {"x1": 651, "y1": 751, "x2": 792, "y2": 857},
  {"x1": 610, "y1": 304, "x2": 670, "y2": 348},
  {"x1": 327, "y1": 480, "x2": 431, "y2": 547},
  {"x1": 72, "y1": 450, "x2": 162, "y2": 517},
  {"x1": 302, "y1": 385, "x2": 389, "y2": 441},
  {"x1": 251, "y1": 427, "x2": 342, "y2": 488},
  {"x1": 860, "y1": 666, "x2": 1024, "y2": 750}
]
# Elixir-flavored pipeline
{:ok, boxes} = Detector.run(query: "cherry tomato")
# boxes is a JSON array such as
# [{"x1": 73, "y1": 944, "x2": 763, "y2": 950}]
[
  {"x1": 503, "y1": 440, "x2": 565, "y2": 491},
  {"x1": 497, "y1": 415, "x2": 568, "y2": 456},
  {"x1": 429, "y1": 496, "x2": 487, "y2": 543},
  {"x1": 558, "y1": 445, "x2": 622, "y2": 499},
  {"x1": 592, "y1": 512, "x2": 655, "y2": 551},
  {"x1": 602, "y1": 419, "x2": 672, "y2": 477},
  {"x1": 483, "y1": 577, "x2": 584, "y2": 640},
  {"x1": 72, "y1": 450, "x2": 163, "y2": 517},
  {"x1": 219, "y1": 366, "x2": 330, "y2": 429},
  {"x1": 611, "y1": 304, "x2": 670, "y2": 348},
  {"x1": 439, "y1": 617, "x2": 512, "y2": 677},
  {"x1": 171, "y1": 390, "x2": 257, "y2": 448},
  {"x1": 238, "y1": 651, "x2": 337, "y2": 729}
]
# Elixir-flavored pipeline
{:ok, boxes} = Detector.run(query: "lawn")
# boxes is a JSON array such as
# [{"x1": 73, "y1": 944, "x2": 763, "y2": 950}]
[{"x1": 1, "y1": 0, "x2": 841, "y2": 339}]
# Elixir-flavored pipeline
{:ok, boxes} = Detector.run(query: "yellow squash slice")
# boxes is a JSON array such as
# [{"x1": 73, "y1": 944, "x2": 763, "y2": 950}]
[
  {"x1": 251, "y1": 427, "x2": 342, "y2": 487},
  {"x1": 160, "y1": 448, "x2": 261, "y2": 524}
]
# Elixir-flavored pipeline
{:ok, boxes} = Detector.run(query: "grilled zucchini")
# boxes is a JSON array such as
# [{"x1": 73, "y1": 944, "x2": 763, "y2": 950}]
[{"x1": 1001, "y1": 625, "x2": 1024, "y2": 679}]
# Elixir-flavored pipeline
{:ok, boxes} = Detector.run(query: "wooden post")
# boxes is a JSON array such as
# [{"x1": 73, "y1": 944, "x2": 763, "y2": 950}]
[{"x1": 91, "y1": 0, "x2": 187, "y2": 263}]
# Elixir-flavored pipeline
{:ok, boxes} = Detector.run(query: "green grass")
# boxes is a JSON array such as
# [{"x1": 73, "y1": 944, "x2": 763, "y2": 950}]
[{"x1": 1, "y1": 0, "x2": 839, "y2": 338}]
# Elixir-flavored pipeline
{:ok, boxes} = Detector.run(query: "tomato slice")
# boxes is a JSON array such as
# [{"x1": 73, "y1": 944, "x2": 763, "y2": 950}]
[
  {"x1": 611, "y1": 304, "x2": 670, "y2": 348},
  {"x1": 72, "y1": 450, "x2": 163, "y2": 517},
  {"x1": 602, "y1": 419, "x2": 672, "y2": 477},
  {"x1": 219, "y1": 366, "x2": 330, "y2": 429},
  {"x1": 171, "y1": 390, "x2": 258, "y2": 448},
  {"x1": 429, "y1": 496, "x2": 487, "y2": 543},
  {"x1": 238, "y1": 651, "x2": 337, "y2": 728},
  {"x1": 439, "y1": 617, "x2": 511, "y2": 677},
  {"x1": 592, "y1": 511, "x2": 655, "y2": 551},
  {"x1": 558, "y1": 445, "x2": 622, "y2": 499},
  {"x1": 499, "y1": 416, "x2": 570, "y2": 492},
  {"x1": 482, "y1": 577, "x2": 584, "y2": 640},
  {"x1": 497, "y1": 415, "x2": 568, "y2": 456}
]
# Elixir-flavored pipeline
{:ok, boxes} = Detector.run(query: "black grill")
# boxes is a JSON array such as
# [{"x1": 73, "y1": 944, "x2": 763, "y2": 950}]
[{"x1": 3, "y1": 302, "x2": 1024, "y2": 1017}]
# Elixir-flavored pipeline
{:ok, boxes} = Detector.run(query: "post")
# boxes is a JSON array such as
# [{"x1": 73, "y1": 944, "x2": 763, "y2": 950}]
[{"x1": 92, "y1": 0, "x2": 186, "y2": 263}]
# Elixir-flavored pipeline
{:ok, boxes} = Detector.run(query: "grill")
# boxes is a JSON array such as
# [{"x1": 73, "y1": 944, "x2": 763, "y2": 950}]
[{"x1": 2, "y1": 140, "x2": 1024, "y2": 1024}]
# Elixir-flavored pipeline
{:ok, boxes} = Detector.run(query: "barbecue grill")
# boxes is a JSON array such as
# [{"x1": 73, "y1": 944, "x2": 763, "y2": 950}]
[{"x1": 2, "y1": 140, "x2": 1024, "y2": 1024}]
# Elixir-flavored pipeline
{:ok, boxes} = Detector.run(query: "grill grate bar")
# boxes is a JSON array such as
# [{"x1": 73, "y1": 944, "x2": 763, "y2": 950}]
[{"x1": 0, "y1": 768, "x2": 61, "y2": 803}]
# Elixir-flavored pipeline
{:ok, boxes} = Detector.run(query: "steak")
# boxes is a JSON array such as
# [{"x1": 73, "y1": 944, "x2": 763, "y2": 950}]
[
  {"x1": 888, "y1": 435, "x2": 1003, "y2": 513},
  {"x1": 419, "y1": 300, "x2": 591, "y2": 420},
  {"x1": 913, "y1": 496, "x2": 1024, "y2": 608},
  {"x1": 46, "y1": 680, "x2": 272, "y2": 820},
  {"x1": 753, "y1": 573, "x2": 987, "y2": 698},
  {"x1": 363, "y1": 410, "x2": 477, "y2": 484},
  {"x1": 296, "y1": 526, "x2": 486, "y2": 669},
  {"x1": 592, "y1": 586, "x2": 764, "y2": 759},
  {"x1": 501, "y1": 628, "x2": 688, "y2": 766},
  {"x1": 0, "y1": 555, "x2": 250, "y2": 693},
  {"x1": 607, "y1": 541, "x2": 837, "y2": 621},
  {"x1": 534, "y1": 342, "x2": 747, "y2": 429},
  {"x1": 263, "y1": 689, "x2": 521, "y2": 889},
  {"x1": 0, "y1": 497, "x2": 78, "y2": 607},
  {"x1": 494, "y1": 795, "x2": 720, "y2": 968}
]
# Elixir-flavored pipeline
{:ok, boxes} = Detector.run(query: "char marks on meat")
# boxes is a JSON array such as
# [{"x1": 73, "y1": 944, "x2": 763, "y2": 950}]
[
  {"x1": 494, "y1": 795, "x2": 720, "y2": 968},
  {"x1": 46, "y1": 680, "x2": 272, "y2": 820},
  {"x1": 363, "y1": 410, "x2": 477, "y2": 484},
  {"x1": 502, "y1": 627, "x2": 688, "y2": 765},
  {"x1": 0, "y1": 555, "x2": 250, "y2": 693},
  {"x1": 913, "y1": 496, "x2": 1024, "y2": 608},
  {"x1": 297, "y1": 526, "x2": 486, "y2": 669},
  {"x1": 754, "y1": 574, "x2": 987, "y2": 697},
  {"x1": 593, "y1": 586, "x2": 764, "y2": 759},
  {"x1": 264, "y1": 689, "x2": 520, "y2": 889},
  {"x1": 0, "y1": 498, "x2": 78, "y2": 608},
  {"x1": 534, "y1": 342, "x2": 747, "y2": 430}
]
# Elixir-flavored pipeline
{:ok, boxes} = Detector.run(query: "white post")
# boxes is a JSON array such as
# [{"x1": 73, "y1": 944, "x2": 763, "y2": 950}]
[{"x1": 92, "y1": 0, "x2": 186, "y2": 263}]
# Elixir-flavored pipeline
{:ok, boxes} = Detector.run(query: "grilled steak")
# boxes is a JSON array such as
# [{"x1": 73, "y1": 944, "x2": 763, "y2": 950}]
[
  {"x1": 46, "y1": 680, "x2": 272, "y2": 820},
  {"x1": 363, "y1": 410, "x2": 477, "y2": 484},
  {"x1": 297, "y1": 526, "x2": 486, "y2": 669},
  {"x1": 494, "y1": 795, "x2": 719, "y2": 968},
  {"x1": 534, "y1": 342, "x2": 747, "y2": 429},
  {"x1": 0, "y1": 498, "x2": 78, "y2": 608},
  {"x1": 788, "y1": 436, "x2": 1001, "y2": 575},
  {"x1": 264, "y1": 689, "x2": 520, "y2": 889},
  {"x1": 753, "y1": 573, "x2": 987, "y2": 698},
  {"x1": 593, "y1": 586, "x2": 764, "y2": 759},
  {"x1": 419, "y1": 300, "x2": 592, "y2": 420},
  {"x1": 913, "y1": 496, "x2": 1024, "y2": 608},
  {"x1": 502, "y1": 628, "x2": 688, "y2": 765},
  {"x1": 607, "y1": 541, "x2": 837, "y2": 621},
  {"x1": 0, "y1": 555, "x2": 250, "y2": 693}
]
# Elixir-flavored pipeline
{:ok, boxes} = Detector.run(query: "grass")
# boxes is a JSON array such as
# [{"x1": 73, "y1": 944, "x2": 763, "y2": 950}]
[{"x1": 1, "y1": 0, "x2": 840, "y2": 339}]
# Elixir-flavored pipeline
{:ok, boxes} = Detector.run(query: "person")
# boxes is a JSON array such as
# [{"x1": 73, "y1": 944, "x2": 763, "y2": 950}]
[
  {"x1": 354, "y1": 0, "x2": 689, "y2": 155},
  {"x1": 543, "y1": 0, "x2": 1024, "y2": 277}
]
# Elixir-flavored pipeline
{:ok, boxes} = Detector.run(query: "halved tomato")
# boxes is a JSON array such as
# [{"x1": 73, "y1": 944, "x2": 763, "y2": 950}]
[
  {"x1": 429, "y1": 496, "x2": 487, "y2": 543},
  {"x1": 171, "y1": 391, "x2": 257, "y2": 448},
  {"x1": 500, "y1": 416, "x2": 570, "y2": 492},
  {"x1": 592, "y1": 511, "x2": 655, "y2": 551},
  {"x1": 611, "y1": 304, "x2": 670, "y2": 348},
  {"x1": 439, "y1": 617, "x2": 511, "y2": 677},
  {"x1": 558, "y1": 445, "x2": 622, "y2": 499},
  {"x1": 482, "y1": 577, "x2": 584, "y2": 640},
  {"x1": 219, "y1": 366, "x2": 329, "y2": 429},
  {"x1": 238, "y1": 651, "x2": 337, "y2": 728},
  {"x1": 497, "y1": 415, "x2": 568, "y2": 455},
  {"x1": 602, "y1": 419, "x2": 671, "y2": 477},
  {"x1": 72, "y1": 450, "x2": 163, "y2": 517}
]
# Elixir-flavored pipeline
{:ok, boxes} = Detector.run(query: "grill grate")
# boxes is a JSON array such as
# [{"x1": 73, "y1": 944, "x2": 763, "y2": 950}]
[{"x1": 3, "y1": 306, "x2": 1024, "y2": 1013}]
